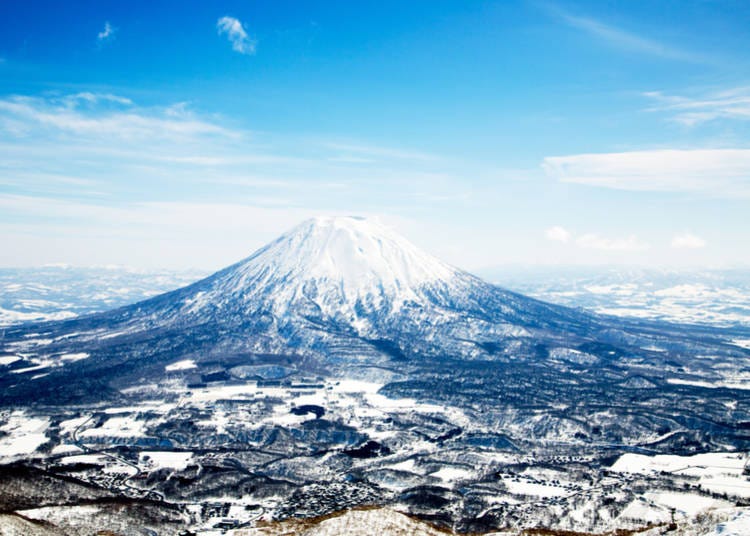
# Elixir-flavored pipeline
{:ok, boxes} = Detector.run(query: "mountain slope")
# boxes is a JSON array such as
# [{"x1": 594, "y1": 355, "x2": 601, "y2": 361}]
[{"x1": 0, "y1": 216, "x2": 748, "y2": 408}]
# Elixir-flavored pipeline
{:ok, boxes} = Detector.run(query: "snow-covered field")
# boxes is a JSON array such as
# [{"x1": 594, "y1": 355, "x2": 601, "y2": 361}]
[
  {"x1": 611, "y1": 452, "x2": 750, "y2": 498},
  {"x1": 139, "y1": 451, "x2": 194, "y2": 470},
  {"x1": 701, "y1": 508, "x2": 750, "y2": 536},
  {"x1": 0, "y1": 411, "x2": 49, "y2": 460},
  {"x1": 1, "y1": 386, "x2": 749, "y2": 535},
  {"x1": 165, "y1": 359, "x2": 198, "y2": 371}
]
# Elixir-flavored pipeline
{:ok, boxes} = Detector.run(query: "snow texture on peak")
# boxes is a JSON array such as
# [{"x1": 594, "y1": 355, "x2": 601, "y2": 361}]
[
  {"x1": 250, "y1": 216, "x2": 457, "y2": 287},
  {"x1": 200, "y1": 216, "x2": 468, "y2": 318}
]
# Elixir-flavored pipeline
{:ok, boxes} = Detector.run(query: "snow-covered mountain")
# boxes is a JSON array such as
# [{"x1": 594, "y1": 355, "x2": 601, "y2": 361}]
[
  {"x1": 138, "y1": 216, "x2": 586, "y2": 352},
  {"x1": 175, "y1": 216, "x2": 473, "y2": 324},
  {"x1": 0, "y1": 217, "x2": 483, "y2": 331},
  {"x1": 1, "y1": 217, "x2": 573, "y2": 360},
  {"x1": 222, "y1": 216, "x2": 460, "y2": 312},
  {"x1": 1, "y1": 216, "x2": 748, "y2": 406}
]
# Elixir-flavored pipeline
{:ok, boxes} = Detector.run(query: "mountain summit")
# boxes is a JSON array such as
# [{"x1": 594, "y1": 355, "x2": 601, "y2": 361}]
[{"x1": 196, "y1": 216, "x2": 464, "y2": 319}]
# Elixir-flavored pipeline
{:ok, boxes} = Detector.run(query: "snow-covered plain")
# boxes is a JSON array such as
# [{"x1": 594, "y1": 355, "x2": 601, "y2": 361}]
[
  {"x1": 165, "y1": 359, "x2": 198, "y2": 371},
  {"x1": 79, "y1": 415, "x2": 147, "y2": 439},
  {"x1": 611, "y1": 452, "x2": 750, "y2": 498},
  {"x1": 138, "y1": 451, "x2": 193, "y2": 470},
  {"x1": 0, "y1": 411, "x2": 49, "y2": 459}
]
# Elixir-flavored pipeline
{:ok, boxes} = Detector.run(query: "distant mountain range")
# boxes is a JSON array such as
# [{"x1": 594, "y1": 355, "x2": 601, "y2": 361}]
[
  {"x1": 488, "y1": 266, "x2": 750, "y2": 327},
  {"x1": 0, "y1": 265, "x2": 206, "y2": 326},
  {"x1": 3, "y1": 255, "x2": 749, "y2": 329}
]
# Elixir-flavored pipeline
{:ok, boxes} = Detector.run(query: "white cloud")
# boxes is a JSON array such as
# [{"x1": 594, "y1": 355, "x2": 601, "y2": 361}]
[
  {"x1": 217, "y1": 16, "x2": 256, "y2": 55},
  {"x1": 543, "y1": 149, "x2": 750, "y2": 198},
  {"x1": 576, "y1": 233, "x2": 649, "y2": 252},
  {"x1": 97, "y1": 21, "x2": 115, "y2": 42},
  {"x1": 671, "y1": 232, "x2": 706, "y2": 249},
  {"x1": 644, "y1": 87, "x2": 750, "y2": 126},
  {"x1": 545, "y1": 226, "x2": 648, "y2": 252},
  {"x1": 545, "y1": 226, "x2": 571, "y2": 243}
]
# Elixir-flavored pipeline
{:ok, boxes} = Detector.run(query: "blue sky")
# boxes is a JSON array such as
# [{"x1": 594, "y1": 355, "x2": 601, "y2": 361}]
[{"x1": 1, "y1": 0, "x2": 749, "y2": 270}]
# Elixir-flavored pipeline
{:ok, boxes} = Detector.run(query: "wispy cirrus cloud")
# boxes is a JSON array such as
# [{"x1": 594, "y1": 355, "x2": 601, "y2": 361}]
[
  {"x1": 543, "y1": 149, "x2": 750, "y2": 198},
  {"x1": 0, "y1": 91, "x2": 465, "y2": 220},
  {"x1": 0, "y1": 92, "x2": 280, "y2": 204},
  {"x1": 217, "y1": 16, "x2": 256, "y2": 55},
  {"x1": 0, "y1": 91, "x2": 443, "y2": 172},
  {"x1": 97, "y1": 21, "x2": 116, "y2": 43},
  {"x1": 0, "y1": 93, "x2": 233, "y2": 140},
  {"x1": 62, "y1": 92, "x2": 133, "y2": 107},
  {"x1": 644, "y1": 87, "x2": 750, "y2": 126},
  {"x1": 544, "y1": 3, "x2": 704, "y2": 63}
]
